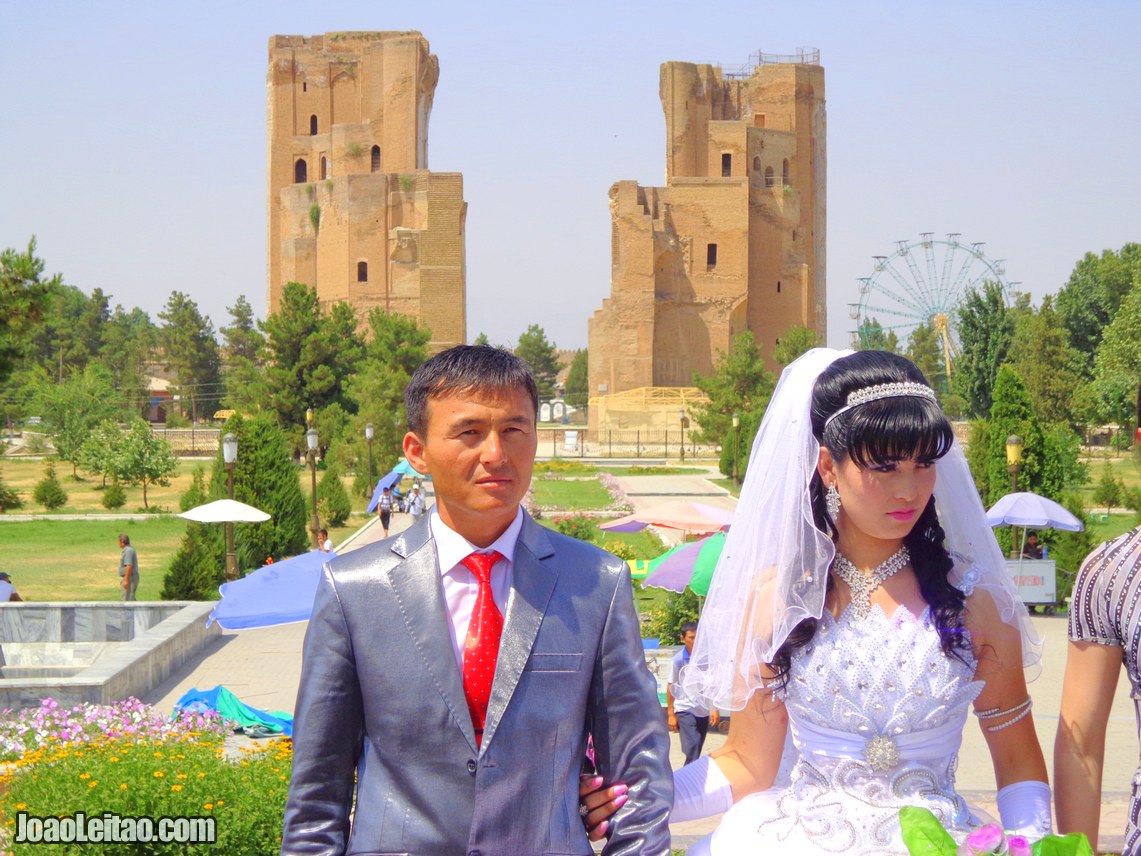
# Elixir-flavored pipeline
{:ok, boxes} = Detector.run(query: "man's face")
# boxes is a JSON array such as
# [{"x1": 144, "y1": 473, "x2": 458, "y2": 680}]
[
  {"x1": 404, "y1": 386, "x2": 537, "y2": 547},
  {"x1": 681, "y1": 630, "x2": 696, "y2": 654}
]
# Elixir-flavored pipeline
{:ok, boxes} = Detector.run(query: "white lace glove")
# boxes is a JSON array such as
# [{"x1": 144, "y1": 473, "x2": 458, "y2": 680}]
[
  {"x1": 671, "y1": 756, "x2": 732, "y2": 823},
  {"x1": 996, "y1": 780, "x2": 1052, "y2": 839}
]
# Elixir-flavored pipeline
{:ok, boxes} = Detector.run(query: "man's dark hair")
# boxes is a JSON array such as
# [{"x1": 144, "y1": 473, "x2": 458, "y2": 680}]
[
  {"x1": 119, "y1": 534, "x2": 130, "y2": 546},
  {"x1": 680, "y1": 621, "x2": 698, "y2": 637},
  {"x1": 405, "y1": 345, "x2": 539, "y2": 436}
]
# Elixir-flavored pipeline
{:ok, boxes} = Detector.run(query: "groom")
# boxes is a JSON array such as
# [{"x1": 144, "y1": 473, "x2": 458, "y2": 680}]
[{"x1": 281, "y1": 345, "x2": 672, "y2": 855}]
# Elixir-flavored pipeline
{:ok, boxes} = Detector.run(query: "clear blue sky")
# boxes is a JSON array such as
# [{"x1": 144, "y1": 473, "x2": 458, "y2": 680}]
[{"x1": 2, "y1": 0, "x2": 1138, "y2": 351}]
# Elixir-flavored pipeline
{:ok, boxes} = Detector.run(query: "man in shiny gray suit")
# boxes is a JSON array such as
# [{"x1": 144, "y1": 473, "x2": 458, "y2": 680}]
[{"x1": 282, "y1": 346, "x2": 672, "y2": 855}]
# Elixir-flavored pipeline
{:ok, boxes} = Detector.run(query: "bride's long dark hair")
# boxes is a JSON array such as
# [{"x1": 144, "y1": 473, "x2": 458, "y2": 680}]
[{"x1": 771, "y1": 350, "x2": 971, "y2": 685}]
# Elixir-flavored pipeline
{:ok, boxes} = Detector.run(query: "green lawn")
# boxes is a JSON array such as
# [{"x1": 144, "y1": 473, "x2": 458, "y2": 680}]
[{"x1": 530, "y1": 477, "x2": 613, "y2": 510}]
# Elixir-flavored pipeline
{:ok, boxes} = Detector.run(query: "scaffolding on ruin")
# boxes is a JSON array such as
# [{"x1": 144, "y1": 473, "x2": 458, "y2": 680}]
[{"x1": 718, "y1": 48, "x2": 821, "y2": 79}]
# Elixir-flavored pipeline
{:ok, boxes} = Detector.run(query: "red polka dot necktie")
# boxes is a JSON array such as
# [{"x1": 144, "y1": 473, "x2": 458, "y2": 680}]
[{"x1": 461, "y1": 550, "x2": 504, "y2": 746}]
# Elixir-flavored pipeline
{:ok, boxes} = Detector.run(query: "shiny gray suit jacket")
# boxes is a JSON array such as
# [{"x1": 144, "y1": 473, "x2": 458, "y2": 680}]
[{"x1": 281, "y1": 512, "x2": 672, "y2": 855}]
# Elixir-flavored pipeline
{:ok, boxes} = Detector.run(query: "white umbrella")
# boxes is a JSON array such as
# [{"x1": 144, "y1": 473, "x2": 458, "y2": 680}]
[
  {"x1": 984, "y1": 492, "x2": 1084, "y2": 532},
  {"x1": 179, "y1": 499, "x2": 271, "y2": 523}
]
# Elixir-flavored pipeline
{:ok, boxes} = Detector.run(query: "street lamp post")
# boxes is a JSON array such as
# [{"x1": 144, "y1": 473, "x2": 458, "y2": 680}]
[
  {"x1": 222, "y1": 433, "x2": 238, "y2": 581},
  {"x1": 1005, "y1": 434, "x2": 1024, "y2": 558},
  {"x1": 365, "y1": 423, "x2": 375, "y2": 488},
  {"x1": 306, "y1": 426, "x2": 320, "y2": 550},
  {"x1": 679, "y1": 409, "x2": 689, "y2": 463},
  {"x1": 732, "y1": 412, "x2": 741, "y2": 485}
]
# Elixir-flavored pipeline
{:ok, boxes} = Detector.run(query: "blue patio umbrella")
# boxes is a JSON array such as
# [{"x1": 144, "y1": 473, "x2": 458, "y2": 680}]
[
  {"x1": 366, "y1": 459, "x2": 430, "y2": 512},
  {"x1": 207, "y1": 550, "x2": 328, "y2": 630}
]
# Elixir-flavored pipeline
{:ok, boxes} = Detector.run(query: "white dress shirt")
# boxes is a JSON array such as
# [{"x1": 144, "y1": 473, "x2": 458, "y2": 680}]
[{"x1": 430, "y1": 507, "x2": 524, "y2": 672}]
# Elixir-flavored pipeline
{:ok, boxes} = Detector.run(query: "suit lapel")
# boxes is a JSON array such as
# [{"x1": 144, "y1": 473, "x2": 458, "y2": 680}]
[
  {"x1": 482, "y1": 515, "x2": 557, "y2": 750},
  {"x1": 387, "y1": 519, "x2": 478, "y2": 752}
]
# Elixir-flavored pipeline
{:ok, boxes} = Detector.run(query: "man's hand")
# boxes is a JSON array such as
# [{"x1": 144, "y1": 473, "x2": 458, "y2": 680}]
[
  {"x1": 709, "y1": 709, "x2": 721, "y2": 729},
  {"x1": 667, "y1": 713, "x2": 678, "y2": 732},
  {"x1": 578, "y1": 774, "x2": 628, "y2": 841}
]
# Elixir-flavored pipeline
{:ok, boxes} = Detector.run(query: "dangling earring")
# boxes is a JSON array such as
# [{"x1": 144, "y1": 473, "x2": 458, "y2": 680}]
[{"x1": 826, "y1": 483, "x2": 841, "y2": 519}]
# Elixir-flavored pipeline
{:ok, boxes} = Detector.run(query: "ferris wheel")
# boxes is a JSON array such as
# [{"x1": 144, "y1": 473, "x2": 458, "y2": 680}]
[{"x1": 848, "y1": 233, "x2": 1015, "y2": 379}]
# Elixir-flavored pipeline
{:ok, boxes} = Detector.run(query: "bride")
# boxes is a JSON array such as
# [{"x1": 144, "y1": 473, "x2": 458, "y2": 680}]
[{"x1": 588, "y1": 349, "x2": 1052, "y2": 854}]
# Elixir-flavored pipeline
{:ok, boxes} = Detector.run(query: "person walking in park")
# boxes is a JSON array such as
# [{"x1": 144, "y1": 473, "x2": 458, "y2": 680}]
[
  {"x1": 377, "y1": 485, "x2": 394, "y2": 537},
  {"x1": 118, "y1": 534, "x2": 138, "y2": 601},
  {"x1": 408, "y1": 483, "x2": 426, "y2": 522},
  {"x1": 282, "y1": 344, "x2": 671, "y2": 855},
  {"x1": 667, "y1": 621, "x2": 720, "y2": 765}
]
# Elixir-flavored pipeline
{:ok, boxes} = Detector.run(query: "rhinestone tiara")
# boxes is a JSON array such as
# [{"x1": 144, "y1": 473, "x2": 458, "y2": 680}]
[{"x1": 824, "y1": 381, "x2": 937, "y2": 426}]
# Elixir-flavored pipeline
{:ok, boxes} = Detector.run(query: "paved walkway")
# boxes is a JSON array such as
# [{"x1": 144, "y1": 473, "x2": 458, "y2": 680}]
[{"x1": 141, "y1": 471, "x2": 1134, "y2": 853}]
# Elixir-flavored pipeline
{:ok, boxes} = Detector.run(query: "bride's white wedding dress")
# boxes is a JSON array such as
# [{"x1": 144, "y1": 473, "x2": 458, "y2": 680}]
[{"x1": 703, "y1": 598, "x2": 984, "y2": 855}]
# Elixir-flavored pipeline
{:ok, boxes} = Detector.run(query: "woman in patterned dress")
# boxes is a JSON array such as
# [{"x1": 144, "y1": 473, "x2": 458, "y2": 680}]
[{"x1": 1055, "y1": 391, "x2": 1141, "y2": 854}]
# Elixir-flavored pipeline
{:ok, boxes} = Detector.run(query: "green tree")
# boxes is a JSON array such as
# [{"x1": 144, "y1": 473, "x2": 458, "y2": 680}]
[
  {"x1": 219, "y1": 295, "x2": 266, "y2": 412},
  {"x1": 1089, "y1": 275, "x2": 1141, "y2": 427},
  {"x1": 25, "y1": 282, "x2": 109, "y2": 379},
  {"x1": 79, "y1": 419, "x2": 129, "y2": 488},
  {"x1": 472, "y1": 332, "x2": 490, "y2": 346},
  {"x1": 117, "y1": 418, "x2": 177, "y2": 508},
  {"x1": 1008, "y1": 295, "x2": 1085, "y2": 429},
  {"x1": 0, "y1": 239, "x2": 57, "y2": 385},
  {"x1": 773, "y1": 325, "x2": 821, "y2": 367},
  {"x1": 986, "y1": 366, "x2": 1046, "y2": 508},
  {"x1": 1056, "y1": 243, "x2": 1141, "y2": 368},
  {"x1": 645, "y1": 588, "x2": 702, "y2": 646},
  {"x1": 210, "y1": 413, "x2": 308, "y2": 568},
  {"x1": 515, "y1": 324, "x2": 560, "y2": 398},
  {"x1": 564, "y1": 349, "x2": 588, "y2": 409},
  {"x1": 1093, "y1": 463, "x2": 1125, "y2": 514},
  {"x1": 159, "y1": 291, "x2": 223, "y2": 423},
  {"x1": 33, "y1": 461, "x2": 68, "y2": 510},
  {"x1": 261, "y1": 283, "x2": 365, "y2": 444},
  {"x1": 691, "y1": 331, "x2": 777, "y2": 479},
  {"x1": 955, "y1": 281, "x2": 1014, "y2": 419},
  {"x1": 965, "y1": 419, "x2": 992, "y2": 501},
  {"x1": 342, "y1": 309, "x2": 431, "y2": 482},
  {"x1": 856, "y1": 318, "x2": 900, "y2": 354},
  {"x1": 317, "y1": 466, "x2": 353, "y2": 527},
  {"x1": 31, "y1": 364, "x2": 123, "y2": 477},
  {"x1": 905, "y1": 322, "x2": 947, "y2": 391},
  {"x1": 1051, "y1": 493, "x2": 1095, "y2": 604},
  {"x1": 162, "y1": 468, "x2": 225, "y2": 600},
  {"x1": 99, "y1": 306, "x2": 157, "y2": 418}
]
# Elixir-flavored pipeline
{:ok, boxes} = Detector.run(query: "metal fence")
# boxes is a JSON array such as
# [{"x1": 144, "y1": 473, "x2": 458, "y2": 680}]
[{"x1": 537, "y1": 427, "x2": 719, "y2": 460}]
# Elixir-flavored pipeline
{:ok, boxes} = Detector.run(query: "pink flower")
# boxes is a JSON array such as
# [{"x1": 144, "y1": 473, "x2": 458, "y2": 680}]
[
  {"x1": 1007, "y1": 836, "x2": 1031, "y2": 856},
  {"x1": 959, "y1": 824, "x2": 1005, "y2": 855}
]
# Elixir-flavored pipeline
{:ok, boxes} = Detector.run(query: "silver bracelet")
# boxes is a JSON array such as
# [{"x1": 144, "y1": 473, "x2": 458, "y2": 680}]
[{"x1": 976, "y1": 698, "x2": 1034, "y2": 733}]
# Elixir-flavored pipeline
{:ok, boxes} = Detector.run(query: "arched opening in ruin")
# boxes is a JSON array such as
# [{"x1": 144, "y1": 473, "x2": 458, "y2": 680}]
[
  {"x1": 764, "y1": 166, "x2": 775, "y2": 187},
  {"x1": 706, "y1": 243, "x2": 718, "y2": 269},
  {"x1": 294, "y1": 159, "x2": 307, "y2": 183},
  {"x1": 320, "y1": 157, "x2": 327, "y2": 180},
  {"x1": 357, "y1": 261, "x2": 368, "y2": 282},
  {"x1": 371, "y1": 145, "x2": 381, "y2": 172},
  {"x1": 721, "y1": 153, "x2": 732, "y2": 177},
  {"x1": 310, "y1": 115, "x2": 318, "y2": 135},
  {"x1": 782, "y1": 159, "x2": 790, "y2": 186},
  {"x1": 752, "y1": 156, "x2": 761, "y2": 173}
]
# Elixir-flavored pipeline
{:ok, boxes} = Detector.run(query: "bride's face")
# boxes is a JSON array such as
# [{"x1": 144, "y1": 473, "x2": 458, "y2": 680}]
[{"x1": 819, "y1": 449, "x2": 937, "y2": 546}]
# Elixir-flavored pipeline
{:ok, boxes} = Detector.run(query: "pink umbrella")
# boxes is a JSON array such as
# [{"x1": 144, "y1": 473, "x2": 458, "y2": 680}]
[{"x1": 598, "y1": 500, "x2": 735, "y2": 534}]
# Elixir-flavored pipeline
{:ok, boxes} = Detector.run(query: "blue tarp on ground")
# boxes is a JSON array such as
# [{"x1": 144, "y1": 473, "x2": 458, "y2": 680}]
[
  {"x1": 206, "y1": 550, "x2": 327, "y2": 630},
  {"x1": 174, "y1": 685, "x2": 294, "y2": 737}
]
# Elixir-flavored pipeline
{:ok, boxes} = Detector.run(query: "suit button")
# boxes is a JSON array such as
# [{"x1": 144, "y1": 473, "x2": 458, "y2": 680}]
[
  {"x1": 468, "y1": 851, "x2": 481, "y2": 856},
  {"x1": 466, "y1": 759, "x2": 477, "y2": 774}
]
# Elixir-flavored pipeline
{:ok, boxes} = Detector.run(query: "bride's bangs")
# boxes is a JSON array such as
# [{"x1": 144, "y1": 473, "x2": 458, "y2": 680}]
[{"x1": 838, "y1": 397, "x2": 954, "y2": 470}]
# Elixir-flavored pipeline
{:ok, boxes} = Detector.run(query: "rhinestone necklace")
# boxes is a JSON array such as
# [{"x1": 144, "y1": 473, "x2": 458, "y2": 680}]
[{"x1": 832, "y1": 546, "x2": 910, "y2": 619}]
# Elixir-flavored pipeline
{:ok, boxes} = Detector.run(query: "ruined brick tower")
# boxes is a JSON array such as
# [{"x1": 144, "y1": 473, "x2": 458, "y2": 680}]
[
  {"x1": 267, "y1": 32, "x2": 466, "y2": 349},
  {"x1": 588, "y1": 50, "x2": 825, "y2": 407}
]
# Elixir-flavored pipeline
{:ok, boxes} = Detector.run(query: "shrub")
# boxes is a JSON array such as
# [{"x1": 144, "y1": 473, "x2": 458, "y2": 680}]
[
  {"x1": 1, "y1": 724, "x2": 290, "y2": 855},
  {"x1": 603, "y1": 539, "x2": 636, "y2": 561},
  {"x1": 553, "y1": 515, "x2": 598, "y2": 544},
  {"x1": 32, "y1": 461, "x2": 68, "y2": 510},
  {"x1": 644, "y1": 587, "x2": 702, "y2": 646},
  {"x1": 101, "y1": 482, "x2": 127, "y2": 509},
  {"x1": 317, "y1": 466, "x2": 352, "y2": 527},
  {"x1": 0, "y1": 474, "x2": 23, "y2": 512}
]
